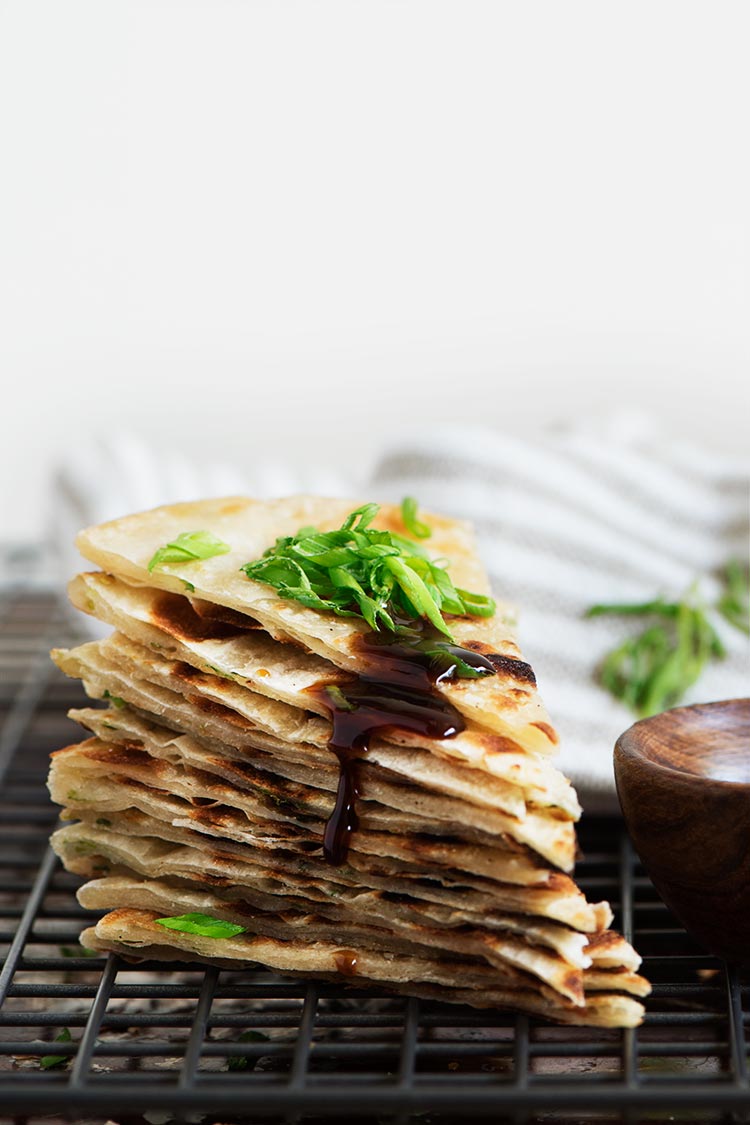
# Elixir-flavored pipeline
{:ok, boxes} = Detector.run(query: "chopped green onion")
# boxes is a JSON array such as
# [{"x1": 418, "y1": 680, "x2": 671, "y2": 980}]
[
  {"x1": 102, "y1": 689, "x2": 126, "y2": 709},
  {"x1": 401, "y1": 496, "x2": 432, "y2": 539},
  {"x1": 147, "y1": 530, "x2": 231, "y2": 574},
  {"x1": 325, "y1": 684, "x2": 357, "y2": 712},
  {"x1": 59, "y1": 945, "x2": 99, "y2": 958},
  {"x1": 455, "y1": 588, "x2": 497, "y2": 617},
  {"x1": 155, "y1": 912, "x2": 246, "y2": 939},
  {"x1": 40, "y1": 1027, "x2": 72, "y2": 1069},
  {"x1": 241, "y1": 501, "x2": 495, "y2": 641},
  {"x1": 226, "y1": 1029, "x2": 270, "y2": 1071}
]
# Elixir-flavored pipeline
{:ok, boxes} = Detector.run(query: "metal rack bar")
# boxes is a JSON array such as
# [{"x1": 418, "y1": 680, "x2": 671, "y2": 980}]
[
  {"x1": 67, "y1": 954, "x2": 119, "y2": 1087},
  {"x1": 396, "y1": 997, "x2": 419, "y2": 1086},
  {"x1": 513, "y1": 1014, "x2": 529, "y2": 1088},
  {"x1": 178, "y1": 965, "x2": 218, "y2": 1088},
  {"x1": 0, "y1": 604, "x2": 62, "y2": 782},
  {"x1": 289, "y1": 982, "x2": 319, "y2": 1089},
  {"x1": 619, "y1": 831, "x2": 638, "y2": 1088},
  {"x1": 726, "y1": 963, "x2": 749, "y2": 1090},
  {"x1": 0, "y1": 847, "x2": 59, "y2": 1007}
]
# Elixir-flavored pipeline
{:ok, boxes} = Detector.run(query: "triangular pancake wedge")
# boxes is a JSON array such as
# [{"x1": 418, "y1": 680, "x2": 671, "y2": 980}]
[{"x1": 74, "y1": 496, "x2": 559, "y2": 756}]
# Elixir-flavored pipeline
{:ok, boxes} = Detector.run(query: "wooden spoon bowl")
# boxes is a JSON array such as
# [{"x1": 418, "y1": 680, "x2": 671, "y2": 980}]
[{"x1": 614, "y1": 698, "x2": 750, "y2": 964}]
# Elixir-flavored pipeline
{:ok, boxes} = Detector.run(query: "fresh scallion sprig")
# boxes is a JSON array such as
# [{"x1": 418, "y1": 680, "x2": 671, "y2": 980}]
[
  {"x1": 586, "y1": 589, "x2": 725, "y2": 717},
  {"x1": 717, "y1": 558, "x2": 750, "y2": 636},
  {"x1": 400, "y1": 496, "x2": 432, "y2": 539},
  {"x1": 241, "y1": 501, "x2": 495, "y2": 641}
]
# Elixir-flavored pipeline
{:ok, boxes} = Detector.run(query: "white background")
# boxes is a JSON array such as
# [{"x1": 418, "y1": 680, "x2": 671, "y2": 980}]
[{"x1": 1, "y1": 0, "x2": 748, "y2": 541}]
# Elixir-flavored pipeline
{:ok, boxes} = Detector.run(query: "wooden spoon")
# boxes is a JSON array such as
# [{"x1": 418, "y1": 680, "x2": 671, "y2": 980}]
[{"x1": 614, "y1": 698, "x2": 750, "y2": 964}]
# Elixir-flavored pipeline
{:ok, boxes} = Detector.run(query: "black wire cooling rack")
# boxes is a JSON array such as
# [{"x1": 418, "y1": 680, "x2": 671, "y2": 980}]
[{"x1": 1, "y1": 576, "x2": 749, "y2": 1124}]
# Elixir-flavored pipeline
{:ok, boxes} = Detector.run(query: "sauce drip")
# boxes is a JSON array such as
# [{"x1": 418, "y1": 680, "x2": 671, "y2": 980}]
[
  {"x1": 357, "y1": 621, "x2": 498, "y2": 690},
  {"x1": 334, "y1": 949, "x2": 359, "y2": 976},
  {"x1": 310, "y1": 679, "x2": 465, "y2": 864},
  {"x1": 308, "y1": 619, "x2": 499, "y2": 866}
]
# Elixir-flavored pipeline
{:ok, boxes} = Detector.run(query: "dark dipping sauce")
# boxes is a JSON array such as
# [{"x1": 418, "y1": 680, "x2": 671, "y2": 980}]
[{"x1": 307, "y1": 618, "x2": 514, "y2": 866}]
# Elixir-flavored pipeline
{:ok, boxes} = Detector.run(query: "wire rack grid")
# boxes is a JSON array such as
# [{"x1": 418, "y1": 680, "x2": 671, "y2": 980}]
[{"x1": 0, "y1": 580, "x2": 748, "y2": 1124}]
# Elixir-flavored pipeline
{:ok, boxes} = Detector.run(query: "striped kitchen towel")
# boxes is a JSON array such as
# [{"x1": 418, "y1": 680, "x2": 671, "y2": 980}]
[
  {"x1": 369, "y1": 415, "x2": 749, "y2": 811},
  {"x1": 50, "y1": 416, "x2": 749, "y2": 811}
]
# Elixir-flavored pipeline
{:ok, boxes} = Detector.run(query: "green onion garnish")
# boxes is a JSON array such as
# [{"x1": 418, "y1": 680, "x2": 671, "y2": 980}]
[
  {"x1": 40, "y1": 1027, "x2": 73, "y2": 1069},
  {"x1": 147, "y1": 530, "x2": 231, "y2": 574},
  {"x1": 400, "y1": 496, "x2": 432, "y2": 539},
  {"x1": 155, "y1": 912, "x2": 247, "y2": 939},
  {"x1": 226, "y1": 1029, "x2": 270, "y2": 1071},
  {"x1": 241, "y1": 501, "x2": 495, "y2": 641}
]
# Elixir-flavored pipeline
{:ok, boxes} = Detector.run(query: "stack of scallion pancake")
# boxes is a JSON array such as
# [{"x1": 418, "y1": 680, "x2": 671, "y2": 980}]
[{"x1": 48, "y1": 496, "x2": 649, "y2": 1026}]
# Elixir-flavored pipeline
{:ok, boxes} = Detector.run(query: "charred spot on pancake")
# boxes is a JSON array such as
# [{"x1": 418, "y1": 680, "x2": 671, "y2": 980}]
[
  {"x1": 209, "y1": 851, "x2": 237, "y2": 869},
  {"x1": 185, "y1": 693, "x2": 256, "y2": 730},
  {"x1": 101, "y1": 907, "x2": 156, "y2": 927},
  {"x1": 585, "y1": 931, "x2": 623, "y2": 953},
  {"x1": 188, "y1": 803, "x2": 239, "y2": 828},
  {"x1": 195, "y1": 871, "x2": 231, "y2": 887},
  {"x1": 84, "y1": 740, "x2": 151, "y2": 767},
  {"x1": 189, "y1": 597, "x2": 264, "y2": 629},
  {"x1": 468, "y1": 730, "x2": 533, "y2": 759},
  {"x1": 460, "y1": 639, "x2": 495, "y2": 654},
  {"x1": 51, "y1": 742, "x2": 89, "y2": 759},
  {"x1": 151, "y1": 592, "x2": 261, "y2": 644},
  {"x1": 562, "y1": 969, "x2": 585, "y2": 1003},
  {"x1": 531, "y1": 721, "x2": 559, "y2": 744},
  {"x1": 229, "y1": 899, "x2": 267, "y2": 919},
  {"x1": 456, "y1": 642, "x2": 535, "y2": 685},
  {"x1": 173, "y1": 661, "x2": 207, "y2": 684},
  {"x1": 483, "y1": 653, "x2": 537, "y2": 685},
  {"x1": 546, "y1": 873, "x2": 577, "y2": 893}
]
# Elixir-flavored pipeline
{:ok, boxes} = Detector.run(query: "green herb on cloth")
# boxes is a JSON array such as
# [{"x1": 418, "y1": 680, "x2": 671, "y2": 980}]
[
  {"x1": 586, "y1": 590, "x2": 725, "y2": 717},
  {"x1": 717, "y1": 558, "x2": 750, "y2": 636}
]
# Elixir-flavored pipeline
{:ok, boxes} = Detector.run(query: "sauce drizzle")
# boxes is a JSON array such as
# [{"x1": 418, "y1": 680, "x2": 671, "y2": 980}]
[{"x1": 308, "y1": 619, "x2": 499, "y2": 865}]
